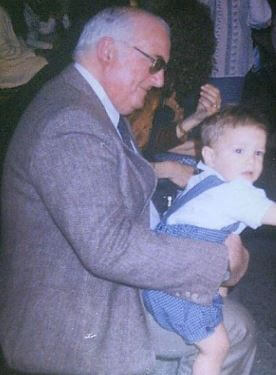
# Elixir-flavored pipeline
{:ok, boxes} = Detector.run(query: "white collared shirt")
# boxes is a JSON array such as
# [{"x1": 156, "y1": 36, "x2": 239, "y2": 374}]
[
  {"x1": 167, "y1": 161, "x2": 273, "y2": 233},
  {"x1": 74, "y1": 62, "x2": 120, "y2": 128},
  {"x1": 74, "y1": 62, "x2": 137, "y2": 150}
]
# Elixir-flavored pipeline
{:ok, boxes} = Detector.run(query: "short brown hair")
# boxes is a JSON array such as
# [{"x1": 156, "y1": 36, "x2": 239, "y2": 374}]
[{"x1": 201, "y1": 105, "x2": 268, "y2": 147}]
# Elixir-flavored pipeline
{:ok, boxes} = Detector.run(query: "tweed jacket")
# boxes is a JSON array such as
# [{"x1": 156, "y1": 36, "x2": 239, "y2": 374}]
[{"x1": 0, "y1": 65, "x2": 228, "y2": 375}]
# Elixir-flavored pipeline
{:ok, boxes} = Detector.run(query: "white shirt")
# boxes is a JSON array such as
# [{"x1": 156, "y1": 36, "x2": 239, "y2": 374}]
[
  {"x1": 167, "y1": 161, "x2": 273, "y2": 234},
  {"x1": 74, "y1": 62, "x2": 119, "y2": 127}
]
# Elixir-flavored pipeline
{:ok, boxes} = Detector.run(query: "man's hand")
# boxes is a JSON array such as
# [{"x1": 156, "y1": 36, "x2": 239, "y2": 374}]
[
  {"x1": 152, "y1": 160, "x2": 194, "y2": 188},
  {"x1": 222, "y1": 234, "x2": 250, "y2": 287}
]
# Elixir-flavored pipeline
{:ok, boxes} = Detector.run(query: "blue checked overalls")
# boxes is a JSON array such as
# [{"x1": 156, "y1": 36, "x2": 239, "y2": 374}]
[{"x1": 143, "y1": 174, "x2": 239, "y2": 344}]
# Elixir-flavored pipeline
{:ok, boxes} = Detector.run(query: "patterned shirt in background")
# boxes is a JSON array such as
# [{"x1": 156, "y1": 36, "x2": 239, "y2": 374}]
[{"x1": 199, "y1": 0, "x2": 271, "y2": 78}]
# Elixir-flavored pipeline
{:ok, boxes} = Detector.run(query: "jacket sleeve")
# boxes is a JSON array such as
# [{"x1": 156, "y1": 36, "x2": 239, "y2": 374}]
[{"x1": 31, "y1": 108, "x2": 229, "y2": 304}]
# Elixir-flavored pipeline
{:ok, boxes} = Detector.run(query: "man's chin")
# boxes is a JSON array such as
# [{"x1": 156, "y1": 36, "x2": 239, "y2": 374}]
[
  {"x1": 135, "y1": 95, "x2": 147, "y2": 110},
  {"x1": 125, "y1": 100, "x2": 146, "y2": 115},
  {"x1": 121, "y1": 93, "x2": 148, "y2": 115}
]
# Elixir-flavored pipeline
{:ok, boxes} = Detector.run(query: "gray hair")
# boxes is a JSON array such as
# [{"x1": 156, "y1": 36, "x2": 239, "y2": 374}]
[{"x1": 73, "y1": 6, "x2": 169, "y2": 60}]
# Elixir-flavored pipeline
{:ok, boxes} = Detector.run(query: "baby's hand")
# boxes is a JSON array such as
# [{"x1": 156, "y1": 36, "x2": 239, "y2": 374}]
[{"x1": 219, "y1": 286, "x2": 228, "y2": 297}]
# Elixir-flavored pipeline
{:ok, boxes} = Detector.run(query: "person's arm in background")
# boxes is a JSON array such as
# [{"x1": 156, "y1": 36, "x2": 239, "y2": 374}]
[
  {"x1": 153, "y1": 160, "x2": 194, "y2": 187},
  {"x1": 176, "y1": 83, "x2": 221, "y2": 138},
  {"x1": 150, "y1": 84, "x2": 221, "y2": 186},
  {"x1": 249, "y1": 0, "x2": 272, "y2": 29}
]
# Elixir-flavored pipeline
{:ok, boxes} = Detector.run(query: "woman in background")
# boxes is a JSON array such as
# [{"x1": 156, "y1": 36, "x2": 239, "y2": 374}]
[
  {"x1": 199, "y1": 0, "x2": 272, "y2": 106},
  {"x1": 131, "y1": 0, "x2": 219, "y2": 212}
]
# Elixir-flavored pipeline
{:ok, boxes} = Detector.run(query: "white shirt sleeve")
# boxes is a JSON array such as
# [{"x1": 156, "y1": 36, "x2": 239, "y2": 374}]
[
  {"x1": 220, "y1": 179, "x2": 273, "y2": 229},
  {"x1": 166, "y1": 176, "x2": 273, "y2": 232}
]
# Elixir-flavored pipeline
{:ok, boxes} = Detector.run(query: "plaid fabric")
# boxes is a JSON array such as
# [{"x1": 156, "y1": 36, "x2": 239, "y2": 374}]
[
  {"x1": 153, "y1": 151, "x2": 198, "y2": 168},
  {"x1": 143, "y1": 222, "x2": 227, "y2": 344},
  {"x1": 156, "y1": 222, "x2": 233, "y2": 243},
  {"x1": 143, "y1": 289, "x2": 223, "y2": 344}
]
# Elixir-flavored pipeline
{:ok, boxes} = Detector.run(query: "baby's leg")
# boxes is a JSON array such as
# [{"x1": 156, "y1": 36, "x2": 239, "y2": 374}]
[{"x1": 192, "y1": 322, "x2": 230, "y2": 375}]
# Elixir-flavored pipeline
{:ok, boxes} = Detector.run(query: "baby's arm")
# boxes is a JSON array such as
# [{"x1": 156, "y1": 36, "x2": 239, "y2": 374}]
[{"x1": 262, "y1": 202, "x2": 276, "y2": 226}]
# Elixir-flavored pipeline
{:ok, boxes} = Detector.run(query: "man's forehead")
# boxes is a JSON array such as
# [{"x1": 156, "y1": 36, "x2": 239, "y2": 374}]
[
  {"x1": 133, "y1": 17, "x2": 170, "y2": 56},
  {"x1": 133, "y1": 13, "x2": 169, "y2": 37}
]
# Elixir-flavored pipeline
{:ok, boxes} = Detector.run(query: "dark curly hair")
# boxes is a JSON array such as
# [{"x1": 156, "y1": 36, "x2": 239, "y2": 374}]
[{"x1": 139, "y1": 0, "x2": 215, "y2": 104}]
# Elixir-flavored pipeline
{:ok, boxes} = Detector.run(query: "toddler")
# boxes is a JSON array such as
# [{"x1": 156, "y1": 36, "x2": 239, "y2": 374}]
[{"x1": 143, "y1": 105, "x2": 276, "y2": 375}]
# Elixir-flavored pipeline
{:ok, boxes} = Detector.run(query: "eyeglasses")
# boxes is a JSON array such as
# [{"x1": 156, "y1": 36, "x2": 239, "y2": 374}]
[
  {"x1": 117, "y1": 40, "x2": 167, "y2": 74},
  {"x1": 132, "y1": 46, "x2": 167, "y2": 74}
]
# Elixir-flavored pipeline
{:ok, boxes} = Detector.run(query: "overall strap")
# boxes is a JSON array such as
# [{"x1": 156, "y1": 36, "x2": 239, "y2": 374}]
[
  {"x1": 221, "y1": 222, "x2": 240, "y2": 233},
  {"x1": 161, "y1": 175, "x2": 224, "y2": 224},
  {"x1": 157, "y1": 174, "x2": 241, "y2": 242}
]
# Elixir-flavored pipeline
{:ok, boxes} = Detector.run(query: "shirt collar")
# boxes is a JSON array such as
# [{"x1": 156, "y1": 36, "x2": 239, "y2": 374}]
[
  {"x1": 197, "y1": 160, "x2": 226, "y2": 181},
  {"x1": 74, "y1": 62, "x2": 120, "y2": 127}
]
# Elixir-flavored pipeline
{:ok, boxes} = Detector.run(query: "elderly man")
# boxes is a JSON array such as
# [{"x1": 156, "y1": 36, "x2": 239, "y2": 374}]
[{"x1": 0, "y1": 6, "x2": 255, "y2": 375}]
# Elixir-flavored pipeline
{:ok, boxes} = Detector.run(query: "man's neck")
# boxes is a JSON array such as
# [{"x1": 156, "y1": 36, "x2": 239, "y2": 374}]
[{"x1": 74, "y1": 62, "x2": 119, "y2": 127}]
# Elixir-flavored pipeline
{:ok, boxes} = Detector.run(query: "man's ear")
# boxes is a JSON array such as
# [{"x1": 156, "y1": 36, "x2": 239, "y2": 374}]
[
  {"x1": 96, "y1": 37, "x2": 115, "y2": 66},
  {"x1": 201, "y1": 145, "x2": 215, "y2": 167}
]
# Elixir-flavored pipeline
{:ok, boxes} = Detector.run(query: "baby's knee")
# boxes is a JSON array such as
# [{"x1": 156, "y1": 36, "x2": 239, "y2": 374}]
[
  {"x1": 223, "y1": 297, "x2": 257, "y2": 347},
  {"x1": 218, "y1": 332, "x2": 230, "y2": 359},
  {"x1": 197, "y1": 325, "x2": 230, "y2": 361},
  {"x1": 203, "y1": 337, "x2": 229, "y2": 356}
]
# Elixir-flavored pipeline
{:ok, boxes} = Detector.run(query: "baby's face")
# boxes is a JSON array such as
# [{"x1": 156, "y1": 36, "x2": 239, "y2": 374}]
[{"x1": 204, "y1": 125, "x2": 267, "y2": 183}]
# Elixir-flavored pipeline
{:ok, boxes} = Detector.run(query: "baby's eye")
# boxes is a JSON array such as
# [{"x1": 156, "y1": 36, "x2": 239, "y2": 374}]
[
  {"x1": 255, "y1": 150, "x2": 265, "y2": 157},
  {"x1": 234, "y1": 148, "x2": 243, "y2": 154}
]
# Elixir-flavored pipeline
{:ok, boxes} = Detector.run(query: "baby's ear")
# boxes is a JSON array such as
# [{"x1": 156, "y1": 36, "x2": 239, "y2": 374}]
[{"x1": 202, "y1": 146, "x2": 215, "y2": 167}]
